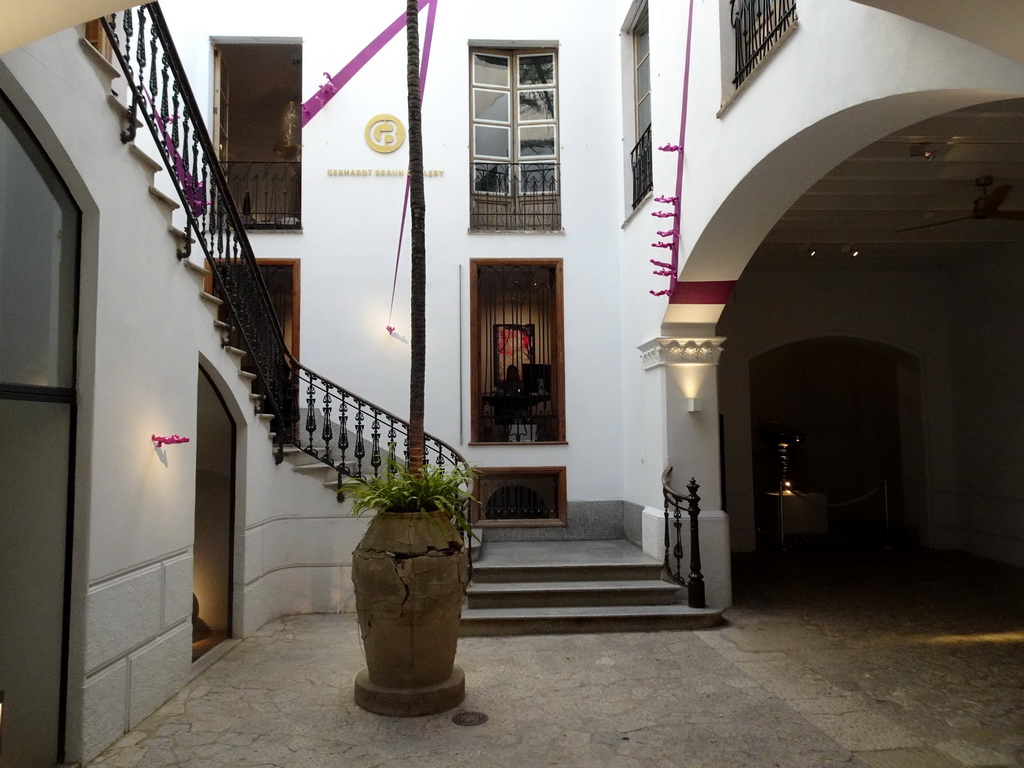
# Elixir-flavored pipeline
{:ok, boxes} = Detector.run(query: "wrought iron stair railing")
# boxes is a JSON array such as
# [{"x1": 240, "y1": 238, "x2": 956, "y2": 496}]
[
  {"x1": 661, "y1": 467, "x2": 706, "y2": 608},
  {"x1": 100, "y1": 3, "x2": 465, "y2": 480}
]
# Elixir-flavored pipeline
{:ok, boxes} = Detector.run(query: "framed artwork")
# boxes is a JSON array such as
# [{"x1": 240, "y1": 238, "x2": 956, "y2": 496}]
[{"x1": 493, "y1": 323, "x2": 534, "y2": 385}]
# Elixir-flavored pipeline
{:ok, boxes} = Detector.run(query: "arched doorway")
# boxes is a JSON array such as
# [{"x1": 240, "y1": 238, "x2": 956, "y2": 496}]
[
  {"x1": 748, "y1": 339, "x2": 925, "y2": 550},
  {"x1": 192, "y1": 367, "x2": 236, "y2": 660},
  {"x1": 0, "y1": 92, "x2": 80, "y2": 766}
]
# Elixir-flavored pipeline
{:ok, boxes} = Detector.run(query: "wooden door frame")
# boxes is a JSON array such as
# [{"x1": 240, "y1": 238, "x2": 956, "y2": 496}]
[{"x1": 203, "y1": 257, "x2": 300, "y2": 357}]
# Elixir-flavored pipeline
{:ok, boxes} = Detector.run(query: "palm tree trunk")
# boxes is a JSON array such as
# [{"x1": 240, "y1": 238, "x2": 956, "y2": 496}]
[{"x1": 406, "y1": 0, "x2": 426, "y2": 473}]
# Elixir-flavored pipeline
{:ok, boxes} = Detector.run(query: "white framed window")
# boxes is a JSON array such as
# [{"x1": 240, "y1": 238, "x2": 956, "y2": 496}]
[
  {"x1": 627, "y1": 7, "x2": 653, "y2": 209},
  {"x1": 470, "y1": 48, "x2": 561, "y2": 230},
  {"x1": 633, "y1": 10, "x2": 651, "y2": 138}
]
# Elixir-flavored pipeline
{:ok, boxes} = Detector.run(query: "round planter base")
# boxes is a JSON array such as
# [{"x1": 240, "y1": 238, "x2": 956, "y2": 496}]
[{"x1": 354, "y1": 665, "x2": 465, "y2": 717}]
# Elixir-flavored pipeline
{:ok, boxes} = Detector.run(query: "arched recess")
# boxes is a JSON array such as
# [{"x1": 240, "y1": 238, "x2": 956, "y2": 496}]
[
  {"x1": 667, "y1": 88, "x2": 1024, "y2": 328},
  {"x1": 193, "y1": 365, "x2": 237, "y2": 660},
  {"x1": 744, "y1": 337, "x2": 925, "y2": 551},
  {"x1": 717, "y1": 322, "x2": 932, "y2": 553}
]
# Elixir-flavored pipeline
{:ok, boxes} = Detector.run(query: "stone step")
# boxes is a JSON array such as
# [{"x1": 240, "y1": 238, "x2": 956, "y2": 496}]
[
  {"x1": 466, "y1": 579, "x2": 681, "y2": 609},
  {"x1": 173, "y1": 227, "x2": 199, "y2": 247},
  {"x1": 81, "y1": 38, "x2": 122, "y2": 83},
  {"x1": 182, "y1": 256, "x2": 207, "y2": 277},
  {"x1": 199, "y1": 291, "x2": 223, "y2": 307},
  {"x1": 291, "y1": 461, "x2": 336, "y2": 477},
  {"x1": 128, "y1": 142, "x2": 161, "y2": 174},
  {"x1": 459, "y1": 603, "x2": 723, "y2": 637},
  {"x1": 471, "y1": 560, "x2": 664, "y2": 583},
  {"x1": 148, "y1": 185, "x2": 180, "y2": 212}
]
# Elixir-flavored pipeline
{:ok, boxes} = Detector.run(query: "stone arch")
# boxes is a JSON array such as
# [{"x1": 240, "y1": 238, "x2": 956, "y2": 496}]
[{"x1": 669, "y1": 89, "x2": 1024, "y2": 328}]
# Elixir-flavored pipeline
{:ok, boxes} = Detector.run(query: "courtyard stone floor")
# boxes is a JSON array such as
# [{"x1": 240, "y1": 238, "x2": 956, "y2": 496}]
[{"x1": 88, "y1": 548, "x2": 1024, "y2": 768}]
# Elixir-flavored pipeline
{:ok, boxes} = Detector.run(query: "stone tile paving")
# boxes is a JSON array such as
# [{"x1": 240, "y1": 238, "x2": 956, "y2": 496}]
[
  {"x1": 88, "y1": 548, "x2": 1023, "y2": 768},
  {"x1": 722, "y1": 549, "x2": 1024, "y2": 768}
]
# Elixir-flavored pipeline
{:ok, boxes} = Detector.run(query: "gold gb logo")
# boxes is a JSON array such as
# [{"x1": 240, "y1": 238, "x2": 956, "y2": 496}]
[{"x1": 365, "y1": 114, "x2": 406, "y2": 154}]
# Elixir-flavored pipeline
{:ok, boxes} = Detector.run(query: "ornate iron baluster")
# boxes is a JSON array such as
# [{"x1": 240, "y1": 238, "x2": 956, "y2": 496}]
[
  {"x1": 338, "y1": 394, "x2": 349, "y2": 471},
  {"x1": 386, "y1": 417, "x2": 396, "y2": 468},
  {"x1": 354, "y1": 409, "x2": 366, "y2": 478},
  {"x1": 304, "y1": 377, "x2": 317, "y2": 451},
  {"x1": 663, "y1": 484, "x2": 684, "y2": 587},
  {"x1": 369, "y1": 409, "x2": 382, "y2": 476},
  {"x1": 321, "y1": 386, "x2": 334, "y2": 465}
]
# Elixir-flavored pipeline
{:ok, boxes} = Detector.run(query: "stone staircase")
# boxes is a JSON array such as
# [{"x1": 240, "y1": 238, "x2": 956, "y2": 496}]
[{"x1": 460, "y1": 540, "x2": 723, "y2": 636}]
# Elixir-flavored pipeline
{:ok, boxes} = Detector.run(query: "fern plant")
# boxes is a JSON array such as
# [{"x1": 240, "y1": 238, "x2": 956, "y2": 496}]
[{"x1": 340, "y1": 456, "x2": 476, "y2": 534}]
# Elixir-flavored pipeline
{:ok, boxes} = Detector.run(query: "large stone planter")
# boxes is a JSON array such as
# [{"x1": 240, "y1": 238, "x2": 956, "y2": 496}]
[{"x1": 351, "y1": 509, "x2": 469, "y2": 716}]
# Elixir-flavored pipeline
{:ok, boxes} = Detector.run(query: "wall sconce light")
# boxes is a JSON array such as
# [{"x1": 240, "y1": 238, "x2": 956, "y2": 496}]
[
  {"x1": 152, "y1": 434, "x2": 190, "y2": 448},
  {"x1": 840, "y1": 244, "x2": 859, "y2": 258},
  {"x1": 911, "y1": 142, "x2": 940, "y2": 161},
  {"x1": 686, "y1": 398, "x2": 702, "y2": 413}
]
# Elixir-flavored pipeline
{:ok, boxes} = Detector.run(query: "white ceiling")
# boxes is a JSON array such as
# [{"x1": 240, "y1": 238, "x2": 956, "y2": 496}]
[
  {"x1": 754, "y1": 97, "x2": 1024, "y2": 264},
  {"x1": 0, "y1": 0, "x2": 137, "y2": 55},
  {"x1": 850, "y1": 1, "x2": 1024, "y2": 67}
]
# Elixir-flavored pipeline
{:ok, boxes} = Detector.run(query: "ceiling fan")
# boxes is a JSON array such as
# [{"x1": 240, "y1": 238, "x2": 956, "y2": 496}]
[{"x1": 897, "y1": 176, "x2": 1024, "y2": 232}]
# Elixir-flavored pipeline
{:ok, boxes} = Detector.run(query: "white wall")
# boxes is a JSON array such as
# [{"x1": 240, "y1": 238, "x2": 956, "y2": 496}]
[
  {"x1": 163, "y1": 0, "x2": 630, "y2": 502},
  {"x1": 1, "y1": 28, "x2": 374, "y2": 760}
]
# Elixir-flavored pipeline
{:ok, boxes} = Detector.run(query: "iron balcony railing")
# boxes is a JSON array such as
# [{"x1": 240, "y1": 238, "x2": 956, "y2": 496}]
[
  {"x1": 221, "y1": 161, "x2": 301, "y2": 230},
  {"x1": 630, "y1": 125, "x2": 653, "y2": 209},
  {"x1": 661, "y1": 467, "x2": 706, "y2": 608},
  {"x1": 730, "y1": 0, "x2": 798, "y2": 89},
  {"x1": 470, "y1": 161, "x2": 561, "y2": 231},
  {"x1": 100, "y1": 4, "x2": 465, "y2": 483}
]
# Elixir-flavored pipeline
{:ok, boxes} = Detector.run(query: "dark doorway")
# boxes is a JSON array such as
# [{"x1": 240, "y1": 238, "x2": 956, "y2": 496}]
[
  {"x1": 750, "y1": 339, "x2": 923, "y2": 549},
  {"x1": 192, "y1": 368, "x2": 236, "y2": 661}
]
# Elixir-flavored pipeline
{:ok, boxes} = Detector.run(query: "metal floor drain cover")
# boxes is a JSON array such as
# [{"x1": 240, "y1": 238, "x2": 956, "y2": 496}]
[{"x1": 452, "y1": 711, "x2": 489, "y2": 726}]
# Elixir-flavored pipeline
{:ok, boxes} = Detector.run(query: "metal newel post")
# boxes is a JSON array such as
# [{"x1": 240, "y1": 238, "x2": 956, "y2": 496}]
[{"x1": 686, "y1": 477, "x2": 705, "y2": 608}]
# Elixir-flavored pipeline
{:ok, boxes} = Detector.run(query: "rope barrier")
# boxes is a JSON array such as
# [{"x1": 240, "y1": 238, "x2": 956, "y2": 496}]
[{"x1": 788, "y1": 485, "x2": 881, "y2": 508}]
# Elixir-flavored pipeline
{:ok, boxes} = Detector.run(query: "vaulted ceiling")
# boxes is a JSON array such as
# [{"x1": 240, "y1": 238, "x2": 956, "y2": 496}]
[{"x1": 754, "y1": 97, "x2": 1024, "y2": 264}]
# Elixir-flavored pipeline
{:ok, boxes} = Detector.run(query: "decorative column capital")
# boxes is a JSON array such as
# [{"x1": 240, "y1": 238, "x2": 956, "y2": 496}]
[{"x1": 638, "y1": 337, "x2": 725, "y2": 369}]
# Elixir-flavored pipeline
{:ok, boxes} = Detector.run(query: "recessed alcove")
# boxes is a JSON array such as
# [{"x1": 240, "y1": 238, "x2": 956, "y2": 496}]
[
  {"x1": 748, "y1": 339, "x2": 922, "y2": 548},
  {"x1": 193, "y1": 368, "x2": 236, "y2": 661}
]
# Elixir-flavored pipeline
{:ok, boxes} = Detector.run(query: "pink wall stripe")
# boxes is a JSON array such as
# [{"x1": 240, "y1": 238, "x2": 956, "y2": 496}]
[
  {"x1": 667, "y1": 0, "x2": 697, "y2": 291},
  {"x1": 669, "y1": 280, "x2": 737, "y2": 305},
  {"x1": 387, "y1": 0, "x2": 438, "y2": 329},
  {"x1": 301, "y1": 0, "x2": 431, "y2": 127}
]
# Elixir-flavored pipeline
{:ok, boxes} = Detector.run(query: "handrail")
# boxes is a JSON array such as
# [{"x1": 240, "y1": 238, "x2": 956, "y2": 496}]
[
  {"x1": 100, "y1": 4, "x2": 466, "y2": 480},
  {"x1": 661, "y1": 467, "x2": 706, "y2": 608}
]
